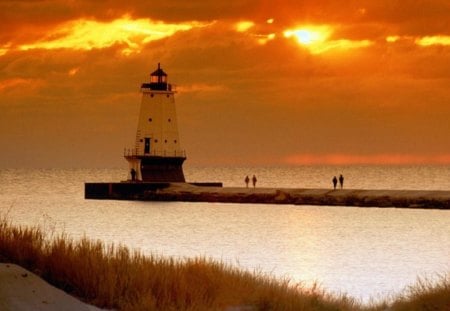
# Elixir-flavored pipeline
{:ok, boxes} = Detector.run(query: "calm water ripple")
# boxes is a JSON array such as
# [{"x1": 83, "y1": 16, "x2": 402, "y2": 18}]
[{"x1": 0, "y1": 166, "x2": 449, "y2": 302}]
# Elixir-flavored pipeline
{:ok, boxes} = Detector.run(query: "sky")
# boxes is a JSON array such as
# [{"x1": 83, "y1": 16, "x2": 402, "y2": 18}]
[{"x1": 1, "y1": 0, "x2": 449, "y2": 168}]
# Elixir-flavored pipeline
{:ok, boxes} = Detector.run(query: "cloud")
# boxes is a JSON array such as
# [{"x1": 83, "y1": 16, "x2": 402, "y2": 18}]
[
  {"x1": 0, "y1": 1, "x2": 449, "y2": 167},
  {"x1": 0, "y1": 78, "x2": 29, "y2": 91},
  {"x1": 0, "y1": 78, "x2": 44, "y2": 94},
  {"x1": 235, "y1": 21, "x2": 255, "y2": 32},
  {"x1": 416, "y1": 36, "x2": 450, "y2": 46},
  {"x1": 284, "y1": 153, "x2": 450, "y2": 165},
  {"x1": 4, "y1": 15, "x2": 208, "y2": 56},
  {"x1": 177, "y1": 83, "x2": 227, "y2": 93}
]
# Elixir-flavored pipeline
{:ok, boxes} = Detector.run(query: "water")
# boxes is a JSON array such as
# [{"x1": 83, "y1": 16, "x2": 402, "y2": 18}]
[{"x1": 0, "y1": 166, "x2": 449, "y2": 303}]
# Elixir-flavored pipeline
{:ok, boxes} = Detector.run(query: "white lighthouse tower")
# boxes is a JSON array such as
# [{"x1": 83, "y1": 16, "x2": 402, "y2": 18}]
[{"x1": 124, "y1": 64, "x2": 186, "y2": 182}]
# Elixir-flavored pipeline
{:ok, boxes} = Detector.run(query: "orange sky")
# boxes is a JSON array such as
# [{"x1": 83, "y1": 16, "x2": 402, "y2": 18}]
[{"x1": 1, "y1": 0, "x2": 449, "y2": 168}]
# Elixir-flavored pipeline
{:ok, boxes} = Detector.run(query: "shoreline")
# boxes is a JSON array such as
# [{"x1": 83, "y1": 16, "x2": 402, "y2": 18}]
[{"x1": 85, "y1": 183, "x2": 450, "y2": 209}]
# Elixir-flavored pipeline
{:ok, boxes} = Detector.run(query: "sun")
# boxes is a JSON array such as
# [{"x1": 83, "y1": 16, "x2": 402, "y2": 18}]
[
  {"x1": 293, "y1": 29, "x2": 318, "y2": 45},
  {"x1": 283, "y1": 26, "x2": 331, "y2": 46},
  {"x1": 283, "y1": 25, "x2": 372, "y2": 54}
]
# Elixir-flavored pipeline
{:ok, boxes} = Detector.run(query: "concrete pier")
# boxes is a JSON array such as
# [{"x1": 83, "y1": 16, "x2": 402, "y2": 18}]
[{"x1": 85, "y1": 182, "x2": 450, "y2": 209}]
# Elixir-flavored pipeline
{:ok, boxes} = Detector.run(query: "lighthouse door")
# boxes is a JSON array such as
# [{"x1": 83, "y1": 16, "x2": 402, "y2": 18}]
[{"x1": 144, "y1": 138, "x2": 151, "y2": 154}]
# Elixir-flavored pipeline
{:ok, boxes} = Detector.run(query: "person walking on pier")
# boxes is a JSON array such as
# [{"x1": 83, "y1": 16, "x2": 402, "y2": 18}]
[
  {"x1": 252, "y1": 175, "x2": 257, "y2": 188},
  {"x1": 339, "y1": 174, "x2": 344, "y2": 189},
  {"x1": 245, "y1": 175, "x2": 250, "y2": 188},
  {"x1": 130, "y1": 168, "x2": 136, "y2": 182},
  {"x1": 332, "y1": 176, "x2": 338, "y2": 190}
]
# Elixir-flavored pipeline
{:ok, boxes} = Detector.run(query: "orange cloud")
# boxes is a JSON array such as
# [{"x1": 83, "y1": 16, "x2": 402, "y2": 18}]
[
  {"x1": 232, "y1": 20, "x2": 276, "y2": 45},
  {"x1": 386, "y1": 36, "x2": 401, "y2": 42},
  {"x1": 0, "y1": 44, "x2": 10, "y2": 56},
  {"x1": 0, "y1": 1, "x2": 449, "y2": 168},
  {"x1": 415, "y1": 35, "x2": 450, "y2": 46},
  {"x1": 384, "y1": 35, "x2": 450, "y2": 47},
  {"x1": 13, "y1": 15, "x2": 208, "y2": 55},
  {"x1": 235, "y1": 21, "x2": 255, "y2": 32},
  {"x1": 0, "y1": 78, "x2": 43, "y2": 93},
  {"x1": 256, "y1": 33, "x2": 276, "y2": 45},
  {"x1": 67, "y1": 67, "x2": 79, "y2": 76},
  {"x1": 177, "y1": 83, "x2": 227, "y2": 93},
  {"x1": 284, "y1": 154, "x2": 450, "y2": 165}
]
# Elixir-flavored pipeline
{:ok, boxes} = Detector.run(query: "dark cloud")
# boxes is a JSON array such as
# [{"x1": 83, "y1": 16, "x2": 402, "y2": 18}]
[{"x1": 2, "y1": 0, "x2": 449, "y2": 33}]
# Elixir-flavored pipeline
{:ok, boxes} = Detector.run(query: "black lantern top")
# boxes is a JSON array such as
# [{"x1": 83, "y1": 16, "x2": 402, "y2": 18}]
[{"x1": 141, "y1": 63, "x2": 171, "y2": 91}]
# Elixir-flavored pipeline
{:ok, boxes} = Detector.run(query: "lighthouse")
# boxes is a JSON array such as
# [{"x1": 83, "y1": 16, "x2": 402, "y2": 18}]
[{"x1": 124, "y1": 64, "x2": 186, "y2": 182}]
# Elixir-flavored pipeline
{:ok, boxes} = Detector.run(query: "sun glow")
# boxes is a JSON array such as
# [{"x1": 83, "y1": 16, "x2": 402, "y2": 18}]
[
  {"x1": 284, "y1": 25, "x2": 372, "y2": 54},
  {"x1": 18, "y1": 15, "x2": 206, "y2": 55},
  {"x1": 284, "y1": 26, "x2": 331, "y2": 45}
]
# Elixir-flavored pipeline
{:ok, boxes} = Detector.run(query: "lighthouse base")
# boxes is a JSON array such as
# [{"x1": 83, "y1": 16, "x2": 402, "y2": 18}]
[{"x1": 126, "y1": 155, "x2": 186, "y2": 182}]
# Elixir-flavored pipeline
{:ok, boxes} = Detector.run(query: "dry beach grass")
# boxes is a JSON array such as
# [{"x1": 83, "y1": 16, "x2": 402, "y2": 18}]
[{"x1": 0, "y1": 218, "x2": 449, "y2": 311}]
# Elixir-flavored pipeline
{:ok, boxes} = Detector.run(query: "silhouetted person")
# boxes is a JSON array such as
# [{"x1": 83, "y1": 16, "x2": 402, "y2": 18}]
[
  {"x1": 339, "y1": 174, "x2": 344, "y2": 189},
  {"x1": 252, "y1": 175, "x2": 257, "y2": 188},
  {"x1": 332, "y1": 176, "x2": 338, "y2": 189},
  {"x1": 130, "y1": 168, "x2": 136, "y2": 181},
  {"x1": 245, "y1": 175, "x2": 250, "y2": 188}
]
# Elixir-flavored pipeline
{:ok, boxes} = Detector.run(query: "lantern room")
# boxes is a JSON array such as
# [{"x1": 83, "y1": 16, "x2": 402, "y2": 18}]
[{"x1": 140, "y1": 63, "x2": 172, "y2": 91}]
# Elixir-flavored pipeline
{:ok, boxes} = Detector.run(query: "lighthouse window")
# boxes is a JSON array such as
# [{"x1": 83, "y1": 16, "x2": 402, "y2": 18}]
[
  {"x1": 174, "y1": 140, "x2": 177, "y2": 143},
  {"x1": 164, "y1": 139, "x2": 167, "y2": 143},
  {"x1": 168, "y1": 118, "x2": 171, "y2": 122},
  {"x1": 144, "y1": 138, "x2": 150, "y2": 154},
  {"x1": 148, "y1": 118, "x2": 152, "y2": 122}
]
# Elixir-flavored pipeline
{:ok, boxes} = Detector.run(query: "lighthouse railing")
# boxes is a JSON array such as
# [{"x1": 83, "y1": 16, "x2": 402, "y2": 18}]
[{"x1": 124, "y1": 148, "x2": 186, "y2": 158}]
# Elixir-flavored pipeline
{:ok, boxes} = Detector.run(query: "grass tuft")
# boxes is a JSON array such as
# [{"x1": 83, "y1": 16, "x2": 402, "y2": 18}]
[
  {"x1": 386, "y1": 276, "x2": 450, "y2": 311},
  {"x1": 0, "y1": 218, "x2": 449, "y2": 311}
]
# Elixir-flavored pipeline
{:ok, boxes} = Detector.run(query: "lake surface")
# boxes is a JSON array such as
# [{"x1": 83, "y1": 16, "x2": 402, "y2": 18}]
[{"x1": 0, "y1": 165, "x2": 449, "y2": 302}]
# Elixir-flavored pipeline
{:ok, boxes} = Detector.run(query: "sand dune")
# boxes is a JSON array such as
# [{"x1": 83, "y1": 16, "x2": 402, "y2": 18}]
[{"x1": 0, "y1": 263, "x2": 104, "y2": 311}]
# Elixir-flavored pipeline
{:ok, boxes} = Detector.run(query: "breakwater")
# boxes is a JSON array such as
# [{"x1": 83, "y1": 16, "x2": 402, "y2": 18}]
[{"x1": 85, "y1": 182, "x2": 450, "y2": 209}]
